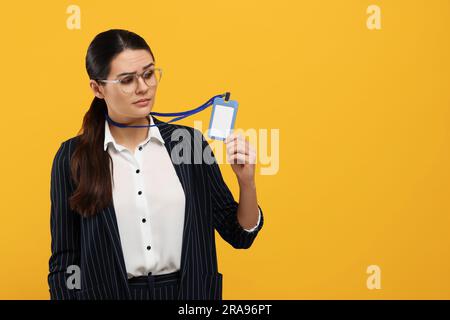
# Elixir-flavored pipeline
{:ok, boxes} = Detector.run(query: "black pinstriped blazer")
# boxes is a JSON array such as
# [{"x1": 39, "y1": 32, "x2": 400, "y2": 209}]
[{"x1": 48, "y1": 116, "x2": 264, "y2": 300}]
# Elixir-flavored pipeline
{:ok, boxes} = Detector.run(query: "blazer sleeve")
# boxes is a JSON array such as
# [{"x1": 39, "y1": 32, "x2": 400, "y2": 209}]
[
  {"x1": 48, "y1": 140, "x2": 81, "y2": 300},
  {"x1": 200, "y1": 132, "x2": 264, "y2": 249}
]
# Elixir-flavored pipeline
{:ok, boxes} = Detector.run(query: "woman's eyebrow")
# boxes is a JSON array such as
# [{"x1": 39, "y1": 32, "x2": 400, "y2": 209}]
[{"x1": 116, "y1": 62, "x2": 154, "y2": 77}]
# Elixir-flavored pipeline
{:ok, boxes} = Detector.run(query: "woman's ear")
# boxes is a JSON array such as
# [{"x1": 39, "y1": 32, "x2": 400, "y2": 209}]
[{"x1": 89, "y1": 80, "x2": 105, "y2": 99}]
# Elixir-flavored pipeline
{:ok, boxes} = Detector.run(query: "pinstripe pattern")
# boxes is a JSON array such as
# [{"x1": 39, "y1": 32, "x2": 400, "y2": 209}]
[
  {"x1": 48, "y1": 117, "x2": 264, "y2": 300},
  {"x1": 128, "y1": 282, "x2": 179, "y2": 300},
  {"x1": 128, "y1": 271, "x2": 180, "y2": 300}
]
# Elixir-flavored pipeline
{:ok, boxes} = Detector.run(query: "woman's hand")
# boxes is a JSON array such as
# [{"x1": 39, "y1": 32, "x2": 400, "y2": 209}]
[
  {"x1": 225, "y1": 133, "x2": 256, "y2": 187},
  {"x1": 225, "y1": 133, "x2": 260, "y2": 231}
]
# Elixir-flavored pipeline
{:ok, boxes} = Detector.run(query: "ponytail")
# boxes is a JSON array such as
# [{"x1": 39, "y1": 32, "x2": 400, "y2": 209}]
[{"x1": 69, "y1": 97, "x2": 114, "y2": 217}]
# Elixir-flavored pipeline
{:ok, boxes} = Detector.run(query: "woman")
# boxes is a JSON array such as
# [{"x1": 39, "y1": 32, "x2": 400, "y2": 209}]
[{"x1": 48, "y1": 29, "x2": 264, "y2": 300}]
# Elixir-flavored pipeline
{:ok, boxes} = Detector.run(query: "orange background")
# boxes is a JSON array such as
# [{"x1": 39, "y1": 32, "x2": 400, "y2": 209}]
[{"x1": 0, "y1": 0, "x2": 449, "y2": 299}]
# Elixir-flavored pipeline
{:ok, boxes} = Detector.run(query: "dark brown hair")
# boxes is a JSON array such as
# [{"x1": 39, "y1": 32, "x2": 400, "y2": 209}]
[{"x1": 69, "y1": 29, "x2": 155, "y2": 217}]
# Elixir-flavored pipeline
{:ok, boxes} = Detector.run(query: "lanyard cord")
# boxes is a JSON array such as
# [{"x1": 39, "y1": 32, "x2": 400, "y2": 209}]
[{"x1": 104, "y1": 92, "x2": 230, "y2": 128}]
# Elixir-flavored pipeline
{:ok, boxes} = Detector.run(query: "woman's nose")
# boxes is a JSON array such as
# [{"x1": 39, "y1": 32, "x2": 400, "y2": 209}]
[{"x1": 135, "y1": 76, "x2": 149, "y2": 93}]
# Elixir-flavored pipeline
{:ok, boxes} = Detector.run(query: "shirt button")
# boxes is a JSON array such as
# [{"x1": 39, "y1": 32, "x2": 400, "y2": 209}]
[
  {"x1": 139, "y1": 146, "x2": 143, "y2": 151},
  {"x1": 138, "y1": 191, "x2": 142, "y2": 195},
  {"x1": 136, "y1": 169, "x2": 140, "y2": 174},
  {"x1": 142, "y1": 218, "x2": 146, "y2": 223},
  {"x1": 146, "y1": 245, "x2": 151, "y2": 251}
]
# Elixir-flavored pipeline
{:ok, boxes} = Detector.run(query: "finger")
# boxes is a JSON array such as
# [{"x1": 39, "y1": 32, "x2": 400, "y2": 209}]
[
  {"x1": 226, "y1": 135, "x2": 243, "y2": 150},
  {"x1": 227, "y1": 134, "x2": 248, "y2": 150},
  {"x1": 225, "y1": 133, "x2": 238, "y2": 144},
  {"x1": 227, "y1": 139, "x2": 247, "y2": 155},
  {"x1": 228, "y1": 139, "x2": 256, "y2": 158},
  {"x1": 248, "y1": 150, "x2": 257, "y2": 164},
  {"x1": 228, "y1": 153, "x2": 248, "y2": 164},
  {"x1": 227, "y1": 132, "x2": 246, "y2": 144},
  {"x1": 234, "y1": 151, "x2": 256, "y2": 164},
  {"x1": 235, "y1": 148, "x2": 256, "y2": 164}
]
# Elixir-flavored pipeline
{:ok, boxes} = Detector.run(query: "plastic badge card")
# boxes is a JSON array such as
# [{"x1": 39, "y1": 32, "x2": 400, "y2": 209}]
[{"x1": 208, "y1": 97, "x2": 238, "y2": 141}]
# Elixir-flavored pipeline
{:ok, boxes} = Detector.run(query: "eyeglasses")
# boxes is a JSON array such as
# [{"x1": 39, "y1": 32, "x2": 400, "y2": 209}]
[{"x1": 96, "y1": 68, "x2": 162, "y2": 94}]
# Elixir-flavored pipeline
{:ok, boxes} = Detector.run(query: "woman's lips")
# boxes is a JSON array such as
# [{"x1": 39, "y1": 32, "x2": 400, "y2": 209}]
[{"x1": 133, "y1": 98, "x2": 151, "y2": 107}]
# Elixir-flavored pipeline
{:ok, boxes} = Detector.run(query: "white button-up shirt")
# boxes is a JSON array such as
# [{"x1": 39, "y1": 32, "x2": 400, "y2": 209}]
[{"x1": 104, "y1": 115, "x2": 261, "y2": 278}]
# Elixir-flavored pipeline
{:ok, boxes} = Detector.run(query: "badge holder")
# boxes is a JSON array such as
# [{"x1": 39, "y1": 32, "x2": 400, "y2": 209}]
[{"x1": 207, "y1": 95, "x2": 238, "y2": 141}]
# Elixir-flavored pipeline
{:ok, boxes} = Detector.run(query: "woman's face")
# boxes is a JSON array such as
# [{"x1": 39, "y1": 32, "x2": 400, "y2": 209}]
[{"x1": 90, "y1": 49, "x2": 157, "y2": 123}]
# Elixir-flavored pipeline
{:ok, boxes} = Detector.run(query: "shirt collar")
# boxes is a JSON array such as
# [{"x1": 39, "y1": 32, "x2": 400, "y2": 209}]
[{"x1": 104, "y1": 114, "x2": 165, "y2": 152}]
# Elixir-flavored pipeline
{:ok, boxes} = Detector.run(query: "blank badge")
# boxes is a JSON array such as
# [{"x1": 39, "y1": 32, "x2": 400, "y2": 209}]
[{"x1": 208, "y1": 97, "x2": 238, "y2": 141}]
